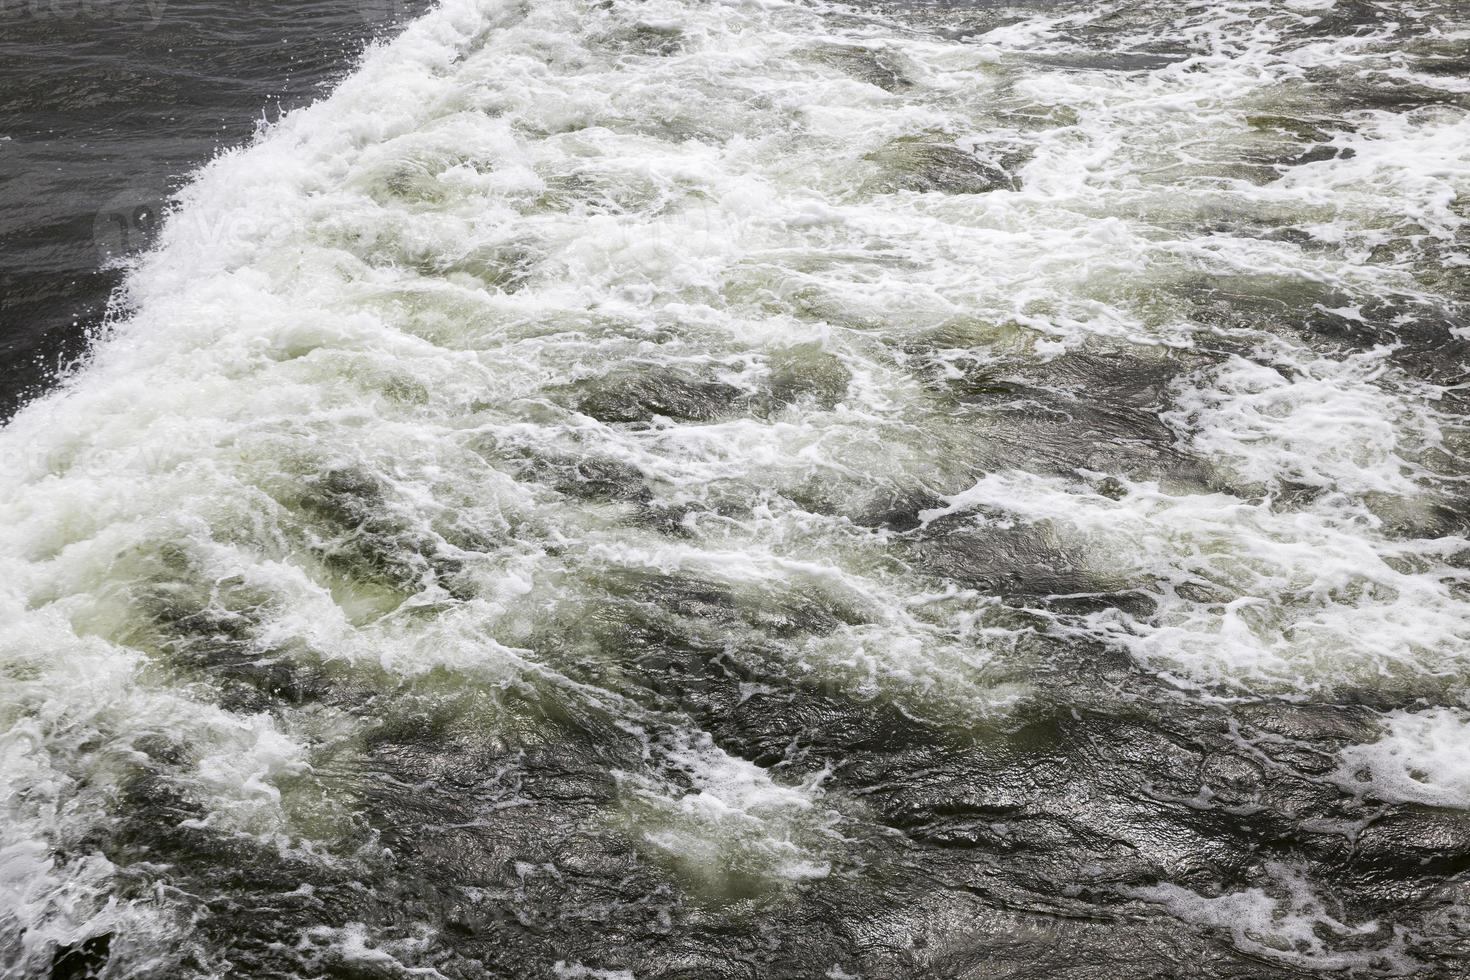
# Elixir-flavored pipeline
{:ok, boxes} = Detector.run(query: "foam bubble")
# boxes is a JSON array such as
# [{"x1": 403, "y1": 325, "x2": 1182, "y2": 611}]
[
  {"x1": 1335, "y1": 707, "x2": 1470, "y2": 808},
  {"x1": 1127, "y1": 862, "x2": 1415, "y2": 974}
]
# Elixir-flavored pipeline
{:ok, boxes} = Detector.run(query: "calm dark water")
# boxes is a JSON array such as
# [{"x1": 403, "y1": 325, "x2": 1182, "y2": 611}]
[{"x1": 0, "y1": 0, "x2": 424, "y2": 417}]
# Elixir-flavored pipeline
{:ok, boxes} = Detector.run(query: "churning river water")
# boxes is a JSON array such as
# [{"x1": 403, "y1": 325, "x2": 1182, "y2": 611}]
[{"x1": 2, "y1": 0, "x2": 1469, "y2": 977}]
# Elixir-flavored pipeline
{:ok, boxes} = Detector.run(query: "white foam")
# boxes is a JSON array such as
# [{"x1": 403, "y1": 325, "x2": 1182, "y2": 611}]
[
  {"x1": 930, "y1": 469, "x2": 1470, "y2": 689},
  {"x1": 1335, "y1": 707, "x2": 1470, "y2": 808},
  {"x1": 1164, "y1": 343, "x2": 1444, "y2": 496},
  {"x1": 1128, "y1": 862, "x2": 1416, "y2": 973},
  {"x1": 300, "y1": 922, "x2": 450, "y2": 978},
  {"x1": 554, "y1": 962, "x2": 638, "y2": 980},
  {"x1": 615, "y1": 726, "x2": 837, "y2": 886}
]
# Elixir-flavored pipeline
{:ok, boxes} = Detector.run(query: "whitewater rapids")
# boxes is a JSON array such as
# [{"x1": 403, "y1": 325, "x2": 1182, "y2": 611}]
[{"x1": 2, "y1": 0, "x2": 1469, "y2": 976}]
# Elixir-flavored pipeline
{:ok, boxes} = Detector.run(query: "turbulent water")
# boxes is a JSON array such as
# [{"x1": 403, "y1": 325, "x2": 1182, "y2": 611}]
[
  {"x1": 2, "y1": 0, "x2": 1469, "y2": 976},
  {"x1": 0, "y1": 0, "x2": 421, "y2": 417}
]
